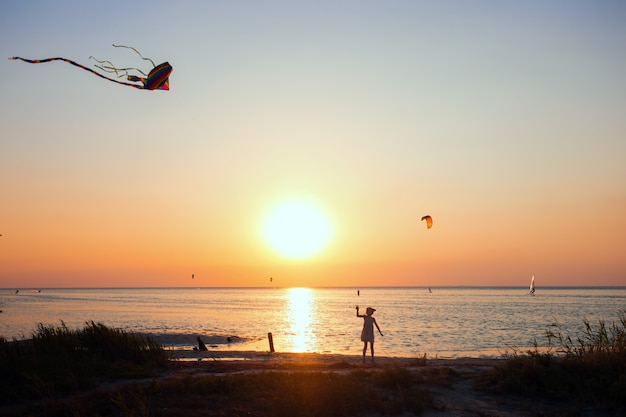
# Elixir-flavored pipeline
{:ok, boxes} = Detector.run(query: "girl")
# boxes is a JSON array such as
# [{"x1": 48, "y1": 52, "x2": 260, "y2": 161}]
[{"x1": 356, "y1": 306, "x2": 383, "y2": 362}]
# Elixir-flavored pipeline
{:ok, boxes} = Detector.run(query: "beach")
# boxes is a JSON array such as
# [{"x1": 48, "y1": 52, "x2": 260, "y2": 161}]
[
  {"x1": 159, "y1": 349, "x2": 600, "y2": 417},
  {"x1": 1, "y1": 343, "x2": 615, "y2": 416}
]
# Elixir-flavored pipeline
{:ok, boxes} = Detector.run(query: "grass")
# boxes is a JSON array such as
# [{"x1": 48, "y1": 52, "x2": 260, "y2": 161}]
[
  {"x1": 476, "y1": 309, "x2": 626, "y2": 415},
  {"x1": 147, "y1": 367, "x2": 433, "y2": 417},
  {"x1": 2, "y1": 360, "x2": 435, "y2": 417},
  {"x1": 0, "y1": 321, "x2": 169, "y2": 406},
  {"x1": 0, "y1": 322, "x2": 436, "y2": 416}
]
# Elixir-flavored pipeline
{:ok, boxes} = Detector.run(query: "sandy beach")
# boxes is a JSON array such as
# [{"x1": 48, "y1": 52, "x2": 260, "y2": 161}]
[
  {"x1": 162, "y1": 349, "x2": 603, "y2": 417},
  {"x1": 1, "y1": 345, "x2": 612, "y2": 417}
]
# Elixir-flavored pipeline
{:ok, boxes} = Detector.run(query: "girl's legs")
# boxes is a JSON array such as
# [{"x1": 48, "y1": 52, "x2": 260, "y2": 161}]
[{"x1": 362, "y1": 342, "x2": 376, "y2": 362}]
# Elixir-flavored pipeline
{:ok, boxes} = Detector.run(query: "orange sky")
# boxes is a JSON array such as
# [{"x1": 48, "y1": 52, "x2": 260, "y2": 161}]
[{"x1": 1, "y1": 1, "x2": 625, "y2": 288}]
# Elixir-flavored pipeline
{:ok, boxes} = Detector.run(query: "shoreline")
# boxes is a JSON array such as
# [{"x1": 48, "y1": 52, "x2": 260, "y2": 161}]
[
  {"x1": 140, "y1": 330, "x2": 521, "y2": 360},
  {"x1": 166, "y1": 348, "x2": 504, "y2": 373},
  {"x1": 3, "y1": 331, "x2": 531, "y2": 361}
]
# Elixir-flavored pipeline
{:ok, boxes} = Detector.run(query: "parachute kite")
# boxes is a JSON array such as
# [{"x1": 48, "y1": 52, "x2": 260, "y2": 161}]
[
  {"x1": 9, "y1": 44, "x2": 172, "y2": 91},
  {"x1": 421, "y1": 215, "x2": 433, "y2": 229}
]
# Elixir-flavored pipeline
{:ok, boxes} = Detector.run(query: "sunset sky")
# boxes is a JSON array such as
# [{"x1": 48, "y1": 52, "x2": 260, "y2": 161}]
[{"x1": 1, "y1": 1, "x2": 625, "y2": 288}]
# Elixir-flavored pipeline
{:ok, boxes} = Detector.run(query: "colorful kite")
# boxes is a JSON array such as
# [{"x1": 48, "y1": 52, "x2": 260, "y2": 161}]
[
  {"x1": 9, "y1": 44, "x2": 172, "y2": 91},
  {"x1": 421, "y1": 215, "x2": 433, "y2": 229}
]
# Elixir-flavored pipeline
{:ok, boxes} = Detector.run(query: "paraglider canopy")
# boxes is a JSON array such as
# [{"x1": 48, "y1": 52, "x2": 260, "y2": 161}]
[{"x1": 421, "y1": 215, "x2": 433, "y2": 229}]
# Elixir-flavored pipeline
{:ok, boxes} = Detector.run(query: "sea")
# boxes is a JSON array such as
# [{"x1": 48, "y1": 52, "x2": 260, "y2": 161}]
[{"x1": 1, "y1": 287, "x2": 625, "y2": 359}]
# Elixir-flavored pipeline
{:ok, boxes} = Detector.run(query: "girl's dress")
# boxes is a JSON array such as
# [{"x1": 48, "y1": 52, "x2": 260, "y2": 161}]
[{"x1": 360, "y1": 316, "x2": 375, "y2": 343}]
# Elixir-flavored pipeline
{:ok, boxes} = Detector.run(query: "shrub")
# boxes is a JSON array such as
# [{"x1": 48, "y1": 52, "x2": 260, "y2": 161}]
[
  {"x1": 0, "y1": 321, "x2": 168, "y2": 405},
  {"x1": 476, "y1": 309, "x2": 626, "y2": 414}
]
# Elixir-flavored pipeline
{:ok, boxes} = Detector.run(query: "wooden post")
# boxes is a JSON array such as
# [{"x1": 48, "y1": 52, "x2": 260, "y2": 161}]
[{"x1": 268, "y1": 332, "x2": 275, "y2": 353}]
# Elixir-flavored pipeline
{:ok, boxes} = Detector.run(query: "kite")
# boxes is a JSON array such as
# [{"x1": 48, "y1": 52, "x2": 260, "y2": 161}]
[
  {"x1": 9, "y1": 44, "x2": 172, "y2": 91},
  {"x1": 421, "y1": 215, "x2": 433, "y2": 229}
]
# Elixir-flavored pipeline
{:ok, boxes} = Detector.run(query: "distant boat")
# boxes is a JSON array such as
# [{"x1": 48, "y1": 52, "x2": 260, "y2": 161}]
[
  {"x1": 529, "y1": 275, "x2": 536, "y2": 295},
  {"x1": 428, "y1": 287, "x2": 432, "y2": 293}
]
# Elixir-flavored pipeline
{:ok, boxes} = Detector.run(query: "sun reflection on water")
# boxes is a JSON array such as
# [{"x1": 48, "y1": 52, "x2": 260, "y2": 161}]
[{"x1": 286, "y1": 287, "x2": 315, "y2": 352}]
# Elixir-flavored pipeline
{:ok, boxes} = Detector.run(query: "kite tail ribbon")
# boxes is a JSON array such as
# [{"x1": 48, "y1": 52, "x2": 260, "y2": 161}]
[{"x1": 9, "y1": 57, "x2": 147, "y2": 89}]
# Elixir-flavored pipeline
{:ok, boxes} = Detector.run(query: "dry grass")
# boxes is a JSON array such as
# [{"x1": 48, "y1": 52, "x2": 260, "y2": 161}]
[
  {"x1": 0, "y1": 321, "x2": 168, "y2": 406},
  {"x1": 475, "y1": 309, "x2": 626, "y2": 415},
  {"x1": 0, "y1": 322, "x2": 436, "y2": 416},
  {"x1": 2, "y1": 364, "x2": 435, "y2": 417}
]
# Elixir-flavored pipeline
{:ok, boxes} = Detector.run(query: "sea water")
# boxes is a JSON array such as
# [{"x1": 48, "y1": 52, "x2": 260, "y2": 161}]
[{"x1": 1, "y1": 287, "x2": 625, "y2": 358}]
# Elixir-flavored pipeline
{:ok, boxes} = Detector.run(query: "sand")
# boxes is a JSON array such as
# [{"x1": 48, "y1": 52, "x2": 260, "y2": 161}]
[
  {"x1": 165, "y1": 349, "x2": 601, "y2": 416},
  {"x1": 3, "y1": 348, "x2": 605, "y2": 416}
]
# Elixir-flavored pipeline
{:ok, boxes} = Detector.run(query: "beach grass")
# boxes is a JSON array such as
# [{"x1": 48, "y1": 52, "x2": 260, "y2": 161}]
[
  {"x1": 476, "y1": 309, "x2": 626, "y2": 414},
  {"x1": 1, "y1": 360, "x2": 436, "y2": 417},
  {"x1": 0, "y1": 322, "x2": 437, "y2": 416},
  {"x1": 148, "y1": 366, "x2": 433, "y2": 417},
  {"x1": 0, "y1": 321, "x2": 168, "y2": 406}
]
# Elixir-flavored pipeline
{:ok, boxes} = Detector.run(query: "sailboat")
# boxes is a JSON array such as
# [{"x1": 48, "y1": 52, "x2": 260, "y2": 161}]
[{"x1": 529, "y1": 275, "x2": 536, "y2": 295}]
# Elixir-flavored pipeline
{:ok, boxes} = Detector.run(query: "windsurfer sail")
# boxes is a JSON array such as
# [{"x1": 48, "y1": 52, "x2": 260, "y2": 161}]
[{"x1": 529, "y1": 275, "x2": 536, "y2": 295}]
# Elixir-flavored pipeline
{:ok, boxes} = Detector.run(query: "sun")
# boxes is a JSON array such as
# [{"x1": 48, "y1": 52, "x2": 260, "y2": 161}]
[{"x1": 262, "y1": 199, "x2": 332, "y2": 259}]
